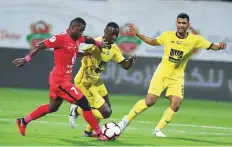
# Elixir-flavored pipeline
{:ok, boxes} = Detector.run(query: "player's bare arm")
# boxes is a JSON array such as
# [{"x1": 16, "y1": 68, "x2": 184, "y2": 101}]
[
  {"x1": 119, "y1": 55, "x2": 137, "y2": 70},
  {"x1": 77, "y1": 51, "x2": 91, "y2": 58},
  {"x1": 208, "y1": 42, "x2": 227, "y2": 50},
  {"x1": 128, "y1": 23, "x2": 160, "y2": 46},
  {"x1": 77, "y1": 52, "x2": 85, "y2": 57},
  {"x1": 84, "y1": 36, "x2": 110, "y2": 50},
  {"x1": 12, "y1": 41, "x2": 47, "y2": 67}
]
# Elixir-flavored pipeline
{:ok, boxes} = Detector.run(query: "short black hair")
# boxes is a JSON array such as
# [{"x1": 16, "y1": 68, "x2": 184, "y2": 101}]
[
  {"x1": 106, "y1": 22, "x2": 119, "y2": 29},
  {"x1": 177, "y1": 13, "x2": 190, "y2": 22},
  {"x1": 69, "y1": 17, "x2": 86, "y2": 27}
]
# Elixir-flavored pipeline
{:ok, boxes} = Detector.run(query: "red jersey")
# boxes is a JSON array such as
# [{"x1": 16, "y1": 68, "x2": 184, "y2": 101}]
[{"x1": 44, "y1": 32, "x2": 85, "y2": 84}]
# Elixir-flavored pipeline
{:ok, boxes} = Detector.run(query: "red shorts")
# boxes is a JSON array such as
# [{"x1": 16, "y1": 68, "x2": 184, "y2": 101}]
[{"x1": 49, "y1": 75, "x2": 83, "y2": 103}]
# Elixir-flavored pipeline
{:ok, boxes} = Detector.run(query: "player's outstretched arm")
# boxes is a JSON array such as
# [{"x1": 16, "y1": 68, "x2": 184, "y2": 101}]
[
  {"x1": 119, "y1": 55, "x2": 137, "y2": 70},
  {"x1": 12, "y1": 41, "x2": 47, "y2": 67},
  {"x1": 136, "y1": 33, "x2": 160, "y2": 46},
  {"x1": 208, "y1": 42, "x2": 227, "y2": 50},
  {"x1": 176, "y1": 39, "x2": 227, "y2": 69},
  {"x1": 84, "y1": 36, "x2": 111, "y2": 50},
  {"x1": 128, "y1": 23, "x2": 160, "y2": 46},
  {"x1": 196, "y1": 36, "x2": 227, "y2": 51}
]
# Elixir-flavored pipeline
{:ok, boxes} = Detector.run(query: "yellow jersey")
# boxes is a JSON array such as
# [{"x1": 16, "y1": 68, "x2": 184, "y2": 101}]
[
  {"x1": 76, "y1": 37, "x2": 125, "y2": 84},
  {"x1": 156, "y1": 31, "x2": 212, "y2": 79}
]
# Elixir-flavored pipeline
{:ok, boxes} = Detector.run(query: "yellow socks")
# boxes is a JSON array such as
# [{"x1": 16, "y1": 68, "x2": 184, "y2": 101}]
[
  {"x1": 85, "y1": 124, "x2": 93, "y2": 133},
  {"x1": 85, "y1": 119, "x2": 101, "y2": 133},
  {"x1": 156, "y1": 107, "x2": 176, "y2": 129},
  {"x1": 127, "y1": 99, "x2": 148, "y2": 121},
  {"x1": 77, "y1": 107, "x2": 83, "y2": 115}
]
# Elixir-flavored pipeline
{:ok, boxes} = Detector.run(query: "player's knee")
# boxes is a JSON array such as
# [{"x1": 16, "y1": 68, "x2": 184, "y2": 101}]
[
  {"x1": 170, "y1": 101, "x2": 181, "y2": 112},
  {"x1": 76, "y1": 96, "x2": 91, "y2": 111},
  {"x1": 102, "y1": 108, "x2": 112, "y2": 119},
  {"x1": 145, "y1": 94, "x2": 158, "y2": 107},
  {"x1": 171, "y1": 105, "x2": 180, "y2": 112},
  {"x1": 49, "y1": 105, "x2": 59, "y2": 113}
]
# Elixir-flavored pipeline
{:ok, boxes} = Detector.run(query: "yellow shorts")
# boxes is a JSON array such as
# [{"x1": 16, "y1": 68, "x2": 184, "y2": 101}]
[
  {"x1": 74, "y1": 75, "x2": 108, "y2": 109},
  {"x1": 148, "y1": 71, "x2": 184, "y2": 99}
]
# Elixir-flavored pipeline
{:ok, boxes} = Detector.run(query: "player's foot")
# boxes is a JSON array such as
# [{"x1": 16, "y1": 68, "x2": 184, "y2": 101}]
[
  {"x1": 98, "y1": 134, "x2": 110, "y2": 141},
  {"x1": 16, "y1": 118, "x2": 27, "y2": 136},
  {"x1": 117, "y1": 115, "x2": 129, "y2": 133},
  {"x1": 84, "y1": 130, "x2": 98, "y2": 138},
  {"x1": 152, "y1": 128, "x2": 167, "y2": 137},
  {"x1": 69, "y1": 104, "x2": 79, "y2": 129}
]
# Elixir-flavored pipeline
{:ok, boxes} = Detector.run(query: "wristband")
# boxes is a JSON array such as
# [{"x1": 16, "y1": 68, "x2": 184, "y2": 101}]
[
  {"x1": 25, "y1": 55, "x2": 31, "y2": 62},
  {"x1": 95, "y1": 41, "x2": 102, "y2": 47}
]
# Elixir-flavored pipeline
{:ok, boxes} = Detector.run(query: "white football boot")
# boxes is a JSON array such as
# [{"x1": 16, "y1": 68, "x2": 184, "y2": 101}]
[
  {"x1": 152, "y1": 128, "x2": 167, "y2": 137},
  {"x1": 69, "y1": 104, "x2": 79, "y2": 129},
  {"x1": 117, "y1": 115, "x2": 129, "y2": 133}
]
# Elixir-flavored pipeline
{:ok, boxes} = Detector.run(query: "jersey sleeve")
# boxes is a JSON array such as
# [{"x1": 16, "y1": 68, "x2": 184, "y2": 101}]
[
  {"x1": 44, "y1": 35, "x2": 63, "y2": 48},
  {"x1": 195, "y1": 35, "x2": 212, "y2": 49},
  {"x1": 156, "y1": 31, "x2": 168, "y2": 45},
  {"x1": 112, "y1": 45, "x2": 125, "y2": 63}
]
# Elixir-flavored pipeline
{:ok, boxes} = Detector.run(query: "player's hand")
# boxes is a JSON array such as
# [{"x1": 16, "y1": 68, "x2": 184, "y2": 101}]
[
  {"x1": 219, "y1": 42, "x2": 227, "y2": 49},
  {"x1": 97, "y1": 40, "x2": 111, "y2": 51},
  {"x1": 12, "y1": 58, "x2": 27, "y2": 67},
  {"x1": 127, "y1": 23, "x2": 139, "y2": 36},
  {"x1": 129, "y1": 54, "x2": 137, "y2": 64}
]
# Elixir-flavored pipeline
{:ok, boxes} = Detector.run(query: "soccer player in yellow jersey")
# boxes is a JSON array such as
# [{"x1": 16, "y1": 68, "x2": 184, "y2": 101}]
[
  {"x1": 118, "y1": 13, "x2": 227, "y2": 137},
  {"x1": 68, "y1": 22, "x2": 136, "y2": 137}
]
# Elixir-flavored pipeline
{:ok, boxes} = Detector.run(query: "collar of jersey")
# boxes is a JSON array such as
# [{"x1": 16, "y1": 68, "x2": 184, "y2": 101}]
[{"x1": 175, "y1": 32, "x2": 189, "y2": 39}]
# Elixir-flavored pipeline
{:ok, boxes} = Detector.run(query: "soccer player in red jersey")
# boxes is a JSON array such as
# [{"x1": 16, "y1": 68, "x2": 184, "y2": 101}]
[{"x1": 13, "y1": 17, "x2": 110, "y2": 140}]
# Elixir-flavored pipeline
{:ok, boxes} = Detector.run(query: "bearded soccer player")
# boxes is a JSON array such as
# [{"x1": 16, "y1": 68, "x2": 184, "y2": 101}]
[
  {"x1": 68, "y1": 22, "x2": 136, "y2": 137},
  {"x1": 13, "y1": 17, "x2": 110, "y2": 140},
  {"x1": 117, "y1": 13, "x2": 227, "y2": 137}
]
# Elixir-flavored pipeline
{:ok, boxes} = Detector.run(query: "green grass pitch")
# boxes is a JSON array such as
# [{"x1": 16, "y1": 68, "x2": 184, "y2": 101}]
[{"x1": 0, "y1": 87, "x2": 232, "y2": 146}]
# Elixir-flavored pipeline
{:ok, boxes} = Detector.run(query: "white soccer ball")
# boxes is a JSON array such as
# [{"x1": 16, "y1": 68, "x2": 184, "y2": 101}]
[{"x1": 102, "y1": 122, "x2": 121, "y2": 140}]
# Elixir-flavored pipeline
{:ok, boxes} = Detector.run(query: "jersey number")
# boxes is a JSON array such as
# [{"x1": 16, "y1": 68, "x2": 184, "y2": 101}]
[{"x1": 71, "y1": 86, "x2": 78, "y2": 95}]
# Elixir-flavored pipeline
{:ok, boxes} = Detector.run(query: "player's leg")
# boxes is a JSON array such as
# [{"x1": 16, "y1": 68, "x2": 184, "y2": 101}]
[
  {"x1": 69, "y1": 67, "x2": 84, "y2": 122},
  {"x1": 153, "y1": 78, "x2": 184, "y2": 137},
  {"x1": 75, "y1": 91, "x2": 105, "y2": 138},
  {"x1": 69, "y1": 83, "x2": 105, "y2": 128},
  {"x1": 71, "y1": 82, "x2": 111, "y2": 137},
  {"x1": 69, "y1": 73, "x2": 97, "y2": 128},
  {"x1": 70, "y1": 104, "x2": 104, "y2": 130},
  {"x1": 60, "y1": 82, "x2": 102, "y2": 136},
  {"x1": 83, "y1": 94, "x2": 111, "y2": 137},
  {"x1": 103, "y1": 94, "x2": 111, "y2": 107},
  {"x1": 96, "y1": 82, "x2": 112, "y2": 118},
  {"x1": 69, "y1": 79, "x2": 87, "y2": 128},
  {"x1": 117, "y1": 94, "x2": 159, "y2": 132},
  {"x1": 16, "y1": 96, "x2": 63, "y2": 136},
  {"x1": 70, "y1": 80, "x2": 108, "y2": 120},
  {"x1": 100, "y1": 94, "x2": 112, "y2": 116},
  {"x1": 118, "y1": 73, "x2": 165, "y2": 133}
]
